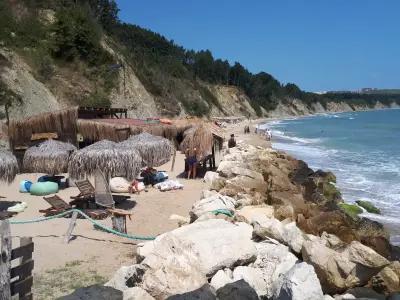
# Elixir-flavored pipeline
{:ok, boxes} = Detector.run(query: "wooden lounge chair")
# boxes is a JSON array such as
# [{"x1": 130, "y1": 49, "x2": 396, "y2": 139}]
[{"x1": 40, "y1": 195, "x2": 72, "y2": 216}]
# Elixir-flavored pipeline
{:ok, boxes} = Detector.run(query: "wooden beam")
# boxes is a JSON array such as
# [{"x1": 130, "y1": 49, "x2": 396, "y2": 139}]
[
  {"x1": 64, "y1": 211, "x2": 78, "y2": 243},
  {"x1": 0, "y1": 220, "x2": 11, "y2": 300}
]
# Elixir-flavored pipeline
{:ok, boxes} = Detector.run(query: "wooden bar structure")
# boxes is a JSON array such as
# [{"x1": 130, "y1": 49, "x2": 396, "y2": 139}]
[
  {"x1": 0, "y1": 221, "x2": 34, "y2": 300},
  {"x1": 78, "y1": 107, "x2": 128, "y2": 119}
]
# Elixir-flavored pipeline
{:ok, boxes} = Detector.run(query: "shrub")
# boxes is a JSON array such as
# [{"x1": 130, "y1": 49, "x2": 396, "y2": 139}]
[
  {"x1": 81, "y1": 90, "x2": 111, "y2": 108},
  {"x1": 338, "y1": 203, "x2": 363, "y2": 219}
]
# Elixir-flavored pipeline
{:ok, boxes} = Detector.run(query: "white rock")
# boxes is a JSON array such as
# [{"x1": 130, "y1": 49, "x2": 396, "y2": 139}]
[
  {"x1": 272, "y1": 262, "x2": 324, "y2": 300},
  {"x1": 123, "y1": 287, "x2": 155, "y2": 300},
  {"x1": 190, "y1": 193, "x2": 236, "y2": 220},
  {"x1": 282, "y1": 222, "x2": 305, "y2": 254},
  {"x1": 334, "y1": 294, "x2": 356, "y2": 300},
  {"x1": 210, "y1": 269, "x2": 234, "y2": 291},
  {"x1": 105, "y1": 265, "x2": 146, "y2": 291},
  {"x1": 138, "y1": 219, "x2": 257, "y2": 276},
  {"x1": 252, "y1": 214, "x2": 285, "y2": 243},
  {"x1": 217, "y1": 160, "x2": 242, "y2": 177},
  {"x1": 235, "y1": 205, "x2": 274, "y2": 224},
  {"x1": 141, "y1": 234, "x2": 207, "y2": 299},
  {"x1": 252, "y1": 215, "x2": 305, "y2": 254},
  {"x1": 252, "y1": 239, "x2": 298, "y2": 280},
  {"x1": 203, "y1": 171, "x2": 220, "y2": 185},
  {"x1": 323, "y1": 295, "x2": 335, "y2": 300},
  {"x1": 232, "y1": 266, "x2": 268, "y2": 297},
  {"x1": 200, "y1": 189, "x2": 218, "y2": 199},
  {"x1": 340, "y1": 241, "x2": 390, "y2": 269}
]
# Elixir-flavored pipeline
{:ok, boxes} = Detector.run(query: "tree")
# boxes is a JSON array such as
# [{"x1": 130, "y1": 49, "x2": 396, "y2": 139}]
[{"x1": 0, "y1": 81, "x2": 22, "y2": 125}]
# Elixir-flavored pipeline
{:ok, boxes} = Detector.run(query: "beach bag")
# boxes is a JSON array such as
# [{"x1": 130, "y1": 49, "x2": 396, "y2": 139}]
[
  {"x1": 110, "y1": 177, "x2": 130, "y2": 193},
  {"x1": 30, "y1": 182, "x2": 59, "y2": 196},
  {"x1": 19, "y1": 180, "x2": 33, "y2": 193}
]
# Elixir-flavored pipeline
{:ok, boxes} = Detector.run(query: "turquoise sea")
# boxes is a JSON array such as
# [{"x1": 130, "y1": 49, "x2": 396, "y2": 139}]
[{"x1": 263, "y1": 109, "x2": 400, "y2": 245}]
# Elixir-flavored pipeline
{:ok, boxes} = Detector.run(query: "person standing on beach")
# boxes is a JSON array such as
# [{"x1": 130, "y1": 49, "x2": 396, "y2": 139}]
[
  {"x1": 228, "y1": 134, "x2": 237, "y2": 148},
  {"x1": 185, "y1": 147, "x2": 198, "y2": 179}
]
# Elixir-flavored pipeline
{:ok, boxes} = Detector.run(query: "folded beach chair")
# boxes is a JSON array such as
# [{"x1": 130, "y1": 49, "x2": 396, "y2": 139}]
[{"x1": 94, "y1": 170, "x2": 115, "y2": 208}]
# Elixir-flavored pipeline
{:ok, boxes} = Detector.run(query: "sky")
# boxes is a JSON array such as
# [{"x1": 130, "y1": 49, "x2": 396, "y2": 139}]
[{"x1": 116, "y1": 0, "x2": 400, "y2": 92}]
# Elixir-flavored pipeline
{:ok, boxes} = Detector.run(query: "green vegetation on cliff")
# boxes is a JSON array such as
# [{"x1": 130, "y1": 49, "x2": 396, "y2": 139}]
[{"x1": 1, "y1": 0, "x2": 400, "y2": 116}]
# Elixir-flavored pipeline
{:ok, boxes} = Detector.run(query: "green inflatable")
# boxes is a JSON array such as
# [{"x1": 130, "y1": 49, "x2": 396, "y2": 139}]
[{"x1": 30, "y1": 182, "x2": 59, "y2": 196}]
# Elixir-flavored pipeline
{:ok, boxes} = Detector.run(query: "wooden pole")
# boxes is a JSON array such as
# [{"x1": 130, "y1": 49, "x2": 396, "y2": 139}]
[
  {"x1": 64, "y1": 211, "x2": 79, "y2": 244},
  {"x1": 0, "y1": 220, "x2": 11, "y2": 300},
  {"x1": 170, "y1": 149, "x2": 177, "y2": 172}
]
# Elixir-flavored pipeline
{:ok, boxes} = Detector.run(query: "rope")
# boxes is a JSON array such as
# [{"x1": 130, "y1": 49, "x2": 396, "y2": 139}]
[
  {"x1": 8, "y1": 209, "x2": 234, "y2": 241},
  {"x1": 211, "y1": 209, "x2": 234, "y2": 217},
  {"x1": 9, "y1": 209, "x2": 156, "y2": 241}
]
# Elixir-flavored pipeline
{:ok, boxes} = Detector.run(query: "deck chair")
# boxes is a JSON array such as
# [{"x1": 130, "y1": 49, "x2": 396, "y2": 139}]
[
  {"x1": 94, "y1": 170, "x2": 115, "y2": 208},
  {"x1": 40, "y1": 195, "x2": 71, "y2": 216}
]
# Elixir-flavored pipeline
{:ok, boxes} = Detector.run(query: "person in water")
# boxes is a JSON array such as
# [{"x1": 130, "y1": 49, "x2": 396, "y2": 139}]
[
  {"x1": 185, "y1": 147, "x2": 198, "y2": 179},
  {"x1": 228, "y1": 134, "x2": 237, "y2": 148}
]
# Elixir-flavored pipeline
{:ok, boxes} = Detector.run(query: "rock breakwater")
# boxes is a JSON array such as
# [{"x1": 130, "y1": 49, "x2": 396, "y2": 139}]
[{"x1": 105, "y1": 143, "x2": 400, "y2": 299}]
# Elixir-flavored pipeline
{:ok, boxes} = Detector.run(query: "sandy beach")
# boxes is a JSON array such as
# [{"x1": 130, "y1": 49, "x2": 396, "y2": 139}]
[{"x1": 0, "y1": 120, "x2": 270, "y2": 297}]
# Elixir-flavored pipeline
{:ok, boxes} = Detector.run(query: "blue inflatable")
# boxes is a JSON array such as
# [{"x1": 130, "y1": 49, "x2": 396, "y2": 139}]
[{"x1": 19, "y1": 180, "x2": 33, "y2": 193}]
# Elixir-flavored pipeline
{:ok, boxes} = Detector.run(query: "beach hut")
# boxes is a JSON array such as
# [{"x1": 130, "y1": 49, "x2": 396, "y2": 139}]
[
  {"x1": 180, "y1": 124, "x2": 224, "y2": 169},
  {"x1": 0, "y1": 149, "x2": 19, "y2": 183},
  {"x1": 119, "y1": 132, "x2": 173, "y2": 167},
  {"x1": 22, "y1": 140, "x2": 77, "y2": 175},
  {"x1": 68, "y1": 140, "x2": 141, "y2": 180}
]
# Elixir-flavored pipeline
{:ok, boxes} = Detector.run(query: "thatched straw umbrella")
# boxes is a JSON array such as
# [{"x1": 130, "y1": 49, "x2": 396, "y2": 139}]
[
  {"x1": 180, "y1": 124, "x2": 214, "y2": 161},
  {"x1": 23, "y1": 140, "x2": 77, "y2": 175},
  {"x1": 68, "y1": 140, "x2": 141, "y2": 180},
  {"x1": 0, "y1": 149, "x2": 19, "y2": 183},
  {"x1": 119, "y1": 132, "x2": 173, "y2": 167}
]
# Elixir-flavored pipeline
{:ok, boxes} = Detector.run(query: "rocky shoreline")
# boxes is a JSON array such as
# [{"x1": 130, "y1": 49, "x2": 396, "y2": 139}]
[{"x1": 96, "y1": 143, "x2": 400, "y2": 300}]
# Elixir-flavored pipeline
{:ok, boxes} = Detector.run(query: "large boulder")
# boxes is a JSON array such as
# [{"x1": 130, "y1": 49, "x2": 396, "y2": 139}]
[
  {"x1": 235, "y1": 205, "x2": 274, "y2": 224},
  {"x1": 123, "y1": 287, "x2": 155, "y2": 300},
  {"x1": 210, "y1": 269, "x2": 234, "y2": 291},
  {"x1": 217, "y1": 161, "x2": 243, "y2": 177},
  {"x1": 251, "y1": 239, "x2": 299, "y2": 282},
  {"x1": 141, "y1": 235, "x2": 206, "y2": 299},
  {"x1": 190, "y1": 193, "x2": 236, "y2": 221},
  {"x1": 137, "y1": 219, "x2": 257, "y2": 277},
  {"x1": 302, "y1": 239, "x2": 390, "y2": 294},
  {"x1": 216, "y1": 280, "x2": 259, "y2": 300},
  {"x1": 224, "y1": 175, "x2": 267, "y2": 195},
  {"x1": 272, "y1": 262, "x2": 324, "y2": 300},
  {"x1": 371, "y1": 261, "x2": 400, "y2": 294},
  {"x1": 166, "y1": 284, "x2": 216, "y2": 300},
  {"x1": 203, "y1": 171, "x2": 220, "y2": 185},
  {"x1": 105, "y1": 265, "x2": 146, "y2": 291},
  {"x1": 252, "y1": 215, "x2": 305, "y2": 254}
]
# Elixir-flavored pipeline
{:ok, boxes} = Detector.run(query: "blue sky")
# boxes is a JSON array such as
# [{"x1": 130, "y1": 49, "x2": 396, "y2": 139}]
[{"x1": 116, "y1": 0, "x2": 400, "y2": 92}]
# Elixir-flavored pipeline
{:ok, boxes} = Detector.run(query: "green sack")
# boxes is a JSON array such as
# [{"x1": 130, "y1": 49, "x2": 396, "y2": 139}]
[{"x1": 30, "y1": 182, "x2": 59, "y2": 196}]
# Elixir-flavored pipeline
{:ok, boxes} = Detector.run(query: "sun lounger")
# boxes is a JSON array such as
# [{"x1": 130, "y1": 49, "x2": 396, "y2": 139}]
[{"x1": 40, "y1": 195, "x2": 71, "y2": 216}]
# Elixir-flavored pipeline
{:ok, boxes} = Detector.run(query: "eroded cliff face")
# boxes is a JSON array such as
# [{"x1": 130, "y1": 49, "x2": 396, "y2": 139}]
[
  {"x1": 0, "y1": 48, "x2": 64, "y2": 120},
  {"x1": 266, "y1": 98, "x2": 398, "y2": 119},
  {"x1": 0, "y1": 45, "x2": 396, "y2": 121}
]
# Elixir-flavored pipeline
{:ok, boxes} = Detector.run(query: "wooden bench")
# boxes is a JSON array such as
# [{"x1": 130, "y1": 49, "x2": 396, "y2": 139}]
[{"x1": 40, "y1": 195, "x2": 71, "y2": 216}]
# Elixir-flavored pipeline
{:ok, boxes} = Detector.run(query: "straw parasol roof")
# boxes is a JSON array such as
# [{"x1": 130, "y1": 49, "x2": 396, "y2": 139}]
[
  {"x1": 68, "y1": 140, "x2": 141, "y2": 180},
  {"x1": 23, "y1": 140, "x2": 77, "y2": 175},
  {"x1": 180, "y1": 124, "x2": 214, "y2": 161},
  {"x1": 0, "y1": 149, "x2": 19, "y2": 183},
  {"x1": 119, "y1": 132, "x2": 173, "y2": 167}
]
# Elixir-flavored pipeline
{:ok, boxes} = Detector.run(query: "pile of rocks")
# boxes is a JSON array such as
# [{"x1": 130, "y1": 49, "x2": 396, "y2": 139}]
[{"x1": 105, "y1": 143, "x2": 400, "y2": 299}]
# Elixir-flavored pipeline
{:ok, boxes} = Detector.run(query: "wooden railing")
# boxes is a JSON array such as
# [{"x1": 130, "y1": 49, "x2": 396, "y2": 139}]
[{"x1": 0, "y1": 221, "x2": 34, "y2": 300}]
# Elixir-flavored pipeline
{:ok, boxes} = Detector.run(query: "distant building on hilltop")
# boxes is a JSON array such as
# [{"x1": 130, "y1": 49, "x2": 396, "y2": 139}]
[{"x1": 360, "y1": 88, "x2": 378, "y2": 93}]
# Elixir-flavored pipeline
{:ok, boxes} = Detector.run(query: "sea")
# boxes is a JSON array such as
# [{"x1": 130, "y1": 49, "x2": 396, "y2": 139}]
[{"x1": 261, "y1": 109, "x2": 400, "y2": 245}]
